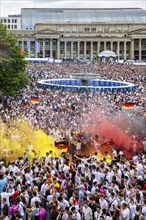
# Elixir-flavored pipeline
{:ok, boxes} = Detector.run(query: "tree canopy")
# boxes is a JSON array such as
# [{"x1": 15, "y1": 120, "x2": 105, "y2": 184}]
[{"x1": 0, "y1": 23, "x2": 29, "y2": 96}]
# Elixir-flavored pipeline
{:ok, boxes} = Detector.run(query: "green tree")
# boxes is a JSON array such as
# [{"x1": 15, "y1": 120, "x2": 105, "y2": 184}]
[{"x1": 0, "y1": 23, "x2": 29, "y2": 96}]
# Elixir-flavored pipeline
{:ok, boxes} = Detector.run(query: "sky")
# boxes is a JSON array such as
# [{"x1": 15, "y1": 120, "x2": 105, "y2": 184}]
[{"x1": 0, "y1": 0, "x2": 146, "y2": 17}]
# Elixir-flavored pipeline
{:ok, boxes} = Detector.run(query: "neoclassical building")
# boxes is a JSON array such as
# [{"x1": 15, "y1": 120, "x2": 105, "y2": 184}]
[{"x1": 8, "y1": 8, "x2": 146, "y2": 61}]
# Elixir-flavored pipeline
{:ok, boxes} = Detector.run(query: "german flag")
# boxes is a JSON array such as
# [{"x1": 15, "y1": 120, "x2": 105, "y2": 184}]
[
  {"x1": 55, "y1": 141, "x2": 69, "y2": 150},
  {"x1": 123, "y1": 103, "x2": 135, "y2": 109},
  {"x1": 21, "y1": 103, "x2": 28, "y2": 107},
  {"x1": 30, "y1": 97, "x2": 40, "y2": 104},
  {"x1": 100, "y1": 141, "x2": 115, "y2": 156}
]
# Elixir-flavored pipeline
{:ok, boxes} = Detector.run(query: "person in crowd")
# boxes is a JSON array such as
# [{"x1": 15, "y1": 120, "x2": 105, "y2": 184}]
[
  {"x1": 2, "y1": 198, "x2": 9, "y2": 217},
  {"x1": 1, "y1": 210, "x2": 10, "y2": 220},
  {"x1": 82, "y1": 201, "x2": 93, "y2": 220}
]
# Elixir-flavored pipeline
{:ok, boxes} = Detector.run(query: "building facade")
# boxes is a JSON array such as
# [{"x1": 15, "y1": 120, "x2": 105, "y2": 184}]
[
  {"x1": 1, "y1": 15, "x2": 21, "y2": 30},
  {"x1": 7, "y1": 8, "x2": 146, "y2": 60}
]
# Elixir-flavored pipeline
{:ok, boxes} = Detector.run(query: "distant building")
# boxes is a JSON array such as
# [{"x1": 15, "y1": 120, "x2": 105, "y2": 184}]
[
  {"x1": 4, "y1": 8, "x2": 146, "y2": 60},
  {"x1": 0, "y1": 14, "x2": 21, "y2": 30}
]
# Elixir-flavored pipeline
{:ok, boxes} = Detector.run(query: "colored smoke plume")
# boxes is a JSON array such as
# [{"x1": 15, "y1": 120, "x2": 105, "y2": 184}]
[
  {"x1": 82, "y1": 107, "x2": 144, "y2": 159},
  {"x1": 0, "y1": 117, "x2": 67, "y2": 162}
]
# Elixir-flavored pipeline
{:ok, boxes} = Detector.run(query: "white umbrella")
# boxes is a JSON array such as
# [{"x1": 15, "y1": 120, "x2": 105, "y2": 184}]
[{"x1": 99, "y1": 50, "x2": 117, "y2": 58}]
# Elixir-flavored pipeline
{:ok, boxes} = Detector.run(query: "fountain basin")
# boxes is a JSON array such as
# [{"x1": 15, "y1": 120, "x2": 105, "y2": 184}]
[{"x1": 37, "y1": 78, "x2": 137, "y2": 93}]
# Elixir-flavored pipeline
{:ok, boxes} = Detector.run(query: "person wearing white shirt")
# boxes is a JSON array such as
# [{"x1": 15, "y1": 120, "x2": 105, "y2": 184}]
[
  {"x1": 141, "y1": 199, "x2": 146, "y2": 219},
  {"x1": 121, "y1": 203, "x2": 130, "y2": 220},
  {"x1": 132, "y1": 155, "x2": 138, "y2": 163},
  {"x1": 99, "y1": 195, "x2": 108, "y2": 211},
  {"x1": 102, "y1": 208, "x2": 112, "y2": 220},
  {"x1": 82, "y1": 202, "x2": 93, "y2": 220},
  {"x1": 71, "y1": 206, "x2": 81, "y2": 220},
  {"x1": 136, "y1": 163, "x2": 144, "y2": 176},
  {"x1": 129, "y1": 198, "x2": 136, "y2": 220},
  {"x1": 112, "y1": 182, "x2": 119, "y2": 195},
  {"x1": 40, "y1": 180, "x2": 49, "y2": 196},
  {"x1": 94, "y1": 206, "x2": 102, "y2": 220},
  {"x1": 45, "y1": 151, "x2": 52, "y2": 165},
  {"x1": 107, "y1": 170, "x2": 114, "y2": 184},
  {"x1": 58, "y1": 196, "x2": 70, "y2": 211},
  {"x1": 109, "y1": 192, "x2": 118, "y2": 217},
  {"x1": 30, "y1": 191, "x2": 41, "y2": 207},
  {"x1": 47, "y1": 194, "x2": 54, "y2": 203},
  {"x1": 74, "y1": 155, "x2": 91, "y2": 166},
  {"x1": 16, "y1": 197, "x2": 25, "y2": 219},
  {"x1": 62, "y1": 164, "x2": 70, "y2": 173},
  {"x1": 95, "y1": 168, "x2": 102, "y2": 185},
  {"x1": 1, "y1": 211, "x2": 9, "y2": 220},
  {"x1": 78, "y1": 162, "x2": 85, "y2": 173},
  {"x1": 1, "y1": 187, "x2": 14, "y2": 207},
  {"x1": 8, "y1": 162, "x2": 20, "y2": 174},
  {"x1": 91, "y1": 182, "x2": 97, "y2": 196}
]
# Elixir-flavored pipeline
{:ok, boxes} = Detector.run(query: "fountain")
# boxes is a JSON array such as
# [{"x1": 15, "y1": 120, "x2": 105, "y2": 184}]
[
  {"x1": 37, "y1": 65, "x2": 137, "y2": 93},
  {"x1": 71, "y1": 64, "x2": 100, "y2": 86}
]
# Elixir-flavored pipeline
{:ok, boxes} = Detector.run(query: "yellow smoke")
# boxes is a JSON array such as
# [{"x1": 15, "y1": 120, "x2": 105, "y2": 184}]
[
  {"x1": 0, "y1": 117, "x2": 67, "y2": 162},
  {"x1": 97, "y1": 152, "x2": 112, "y2": 163}
]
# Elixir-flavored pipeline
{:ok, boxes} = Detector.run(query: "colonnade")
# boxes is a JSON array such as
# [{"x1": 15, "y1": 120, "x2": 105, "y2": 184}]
[{"x1": 21, "y1": 38, "x2": 144, "y2": 60}]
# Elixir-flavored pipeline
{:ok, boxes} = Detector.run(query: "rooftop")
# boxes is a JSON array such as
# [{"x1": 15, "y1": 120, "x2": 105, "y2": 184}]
[{"x1": 21, "y1": 8, "x2": 146, "y2": 24}]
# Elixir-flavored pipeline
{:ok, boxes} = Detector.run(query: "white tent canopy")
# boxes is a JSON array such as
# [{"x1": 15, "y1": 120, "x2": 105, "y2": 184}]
[{"x1": 99, "y1": 50, "x2": 117, "y2": 58}]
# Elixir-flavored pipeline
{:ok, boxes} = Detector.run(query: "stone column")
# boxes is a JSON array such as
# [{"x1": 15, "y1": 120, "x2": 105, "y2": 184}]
[
  {"x1": 77, "y1": 41, "x2": 80, "y2": 60},
  {"x1": 117, "y1": 41, "x2": 120, "y2": 59},
  {"x1": 104, "y1": 41, "x2": 106, "y2": 51},
  {"x1": 111, "y1": 42, "x2": 113, "y2": 51},
  {"x1": 43, "y1": 39, "x2": 45, "y2": 58},
  {"x1": 97, "y1": 41, "x2": 100, "y2": 56},
  {"x1": 84, "y1": 41, "x2": 86, "y2": 59},
  {"x1": 124, "y1": 41, "x2": 127, "y2": 61},
  {"x1": 50, "y1": 39, "x2": 53, "y2": 58},
  {"x1": 22, "y1": 40, "x2": 24, "y2": 51},
  {"x1": 57, "y1": 39, "x2": 60, "y2": 59},
  {"x1": 130, "y1": 39, "x2": 134, "y2": 59},
  {"x1": 64, "y1": 41, "x2": 66, "y2": 59},
  {"x1": 71, "y1": 41, "x2": 73, "y2": 59},
  {"x1": 35, "y1": 41, "x2": 38, "y2": 58},
  {"x1": 90, "y1": 41, "x2": 93, "y2": 61},
  {"x1": 139, "y1": 39, "x2": 142, "y2": 61}
]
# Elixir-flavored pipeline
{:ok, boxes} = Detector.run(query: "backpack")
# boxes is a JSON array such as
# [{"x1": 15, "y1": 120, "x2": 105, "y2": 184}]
[{"x1": 10, "y1": 205, "x2": 19, "y2": 220}]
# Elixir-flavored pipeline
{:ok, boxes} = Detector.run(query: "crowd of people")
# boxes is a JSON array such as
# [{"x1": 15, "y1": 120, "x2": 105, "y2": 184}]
[{"x1": 0, "y1": 63, "x2": 146, "y2": 220}]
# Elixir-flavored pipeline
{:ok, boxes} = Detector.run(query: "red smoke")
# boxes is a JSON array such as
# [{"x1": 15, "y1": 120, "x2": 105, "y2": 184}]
[{"x1": 82, "y1": 109, "x2": 143, "y2": 159}]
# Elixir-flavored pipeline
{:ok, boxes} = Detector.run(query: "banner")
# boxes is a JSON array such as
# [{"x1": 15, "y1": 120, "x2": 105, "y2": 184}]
[
  {"x1": 35, "y1": 41, "x2": 40, "y2": 52},
  {"x1": 26, "y1": 41, "x2": 30, "y2": 51}
]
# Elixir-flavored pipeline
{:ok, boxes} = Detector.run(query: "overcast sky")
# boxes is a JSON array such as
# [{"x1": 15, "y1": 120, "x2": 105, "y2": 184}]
[{"x1": 0, "y1": 0, "x2": 146, "y2": 17}]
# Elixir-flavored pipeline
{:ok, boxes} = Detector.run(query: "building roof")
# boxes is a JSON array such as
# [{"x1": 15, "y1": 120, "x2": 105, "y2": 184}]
[{"x1": 21, "y1": 8, "x2": 146, "y2": 26}]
